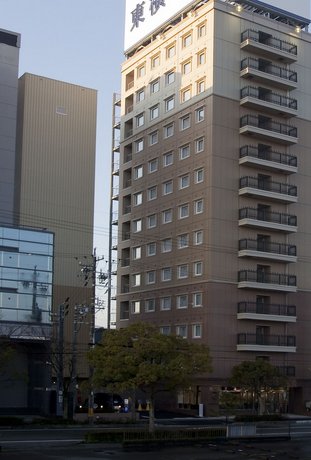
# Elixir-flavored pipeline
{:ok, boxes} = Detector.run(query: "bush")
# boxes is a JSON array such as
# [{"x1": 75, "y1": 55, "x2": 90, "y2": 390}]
[
  {"x1": 0, "y1": 417, "x2": 24, "y2": 426},
  {"x1": 235, "y1": 414, "x2": 284, "y2": 422}
]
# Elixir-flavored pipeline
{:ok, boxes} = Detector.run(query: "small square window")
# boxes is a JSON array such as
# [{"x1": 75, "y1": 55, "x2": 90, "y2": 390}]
[
  {"x1": 162, "y1": 267, "x2": 172, "y2": 281},
  {"x1": 195, "y1": 137, "x2": 204, "y2": 153},
  {"x1": 131, "y1": 300, "x2": 141, "y2": 314},
  {"x1": 135, "y1": 138, "x2": 144, "y2": 153},
  {"x1": 146, "y1": 270, "x2": 156, "y2": 284},
  {"x1": 179, "y1": 144, "x2": 190, "y2": 160},
  {"x1": 193, "y1": 292, "x2": 203, "y2": 307},
  {"x1": 194, "y1": 261, "x2": 203, "y2": 276},
  {"x1": 179, "y1": 204, "x2": 189, "y2": 219},
  {"x1": 196, "y1": 107, "x2": 205, "y2": 122},
  {"x1": 192, "y1": 324, "x2": 202, "y2": 338},
  {"x1": 148, "y1": 158, "x2": 158, "y2": 173},
  {"x1": 133, "y1": 219, "x2": 142, "y2": 233},
  {"x1": 133, "y1": 192, "x2": 142, "y2": 206},
  {"x1": 182, "y1": 60, "x2": 191, "y2": 74},
  {"x1": 178, "y1": 233, "x2": 189, "y2": 249},
  {"x1": 166, "y1": 70, "x2": 175, "y2": 85},
  {"x1": 178, "y1": 264, "x2": 188, "y2": 279},
  {"x1": 166, "y1": 44, "x2": 176, "y2": 59},
  {"x1": 145, "y1": 298, "x2": 156, "y2": 312},
  {"x1": 177, "y1": 294, "x2": 188, "y2": 309},
  {"x1": 163, "y1": 180, "x2": 173, "y2": 195},
  {"x1": 151, "y1": 55, "x2": 160, "y2": 68},
  {"x1": 136, "y1": 88, "x2": 145, "y2": 102},
  {"x1": 181, "y1": 87, "x2": 191, "y2": 103},
  {"x1": 176, "y1": 325, "x2": 188, "y2": 338},
  {"x1": 194, "y1": 230, "x2": 203, "y2": 245},
  {"x1": 136, "y1": 113, "x2": 144, "y2": 127},
  {"x1": 147, "y1": 214, "x2": 157, "y2": 228},
  {"x1": 163, "y1": 151, "x2": 174, "y2": 167},
  {"x1": 132, "y1": 246, "x2": 141, "y2": 260},
  {"x1": 197, "y1": 78, "x2": 205, "y2": 94},
  {"x1": 137, "y1": 64, "x2": 146, "y2": 78},
  {"x1": 164, "y1": 123, "x2": 174, "y2": 138},
  {"x1": 147, "y1": 186, "x2": 157, "y2": 200},
  {"x1": 134, "y1": 165, "x2": 143, "y2": 179},
  {"x1": 160, "y1": 325, "x2": 171, "y2": 335},
  {"x1": 150, "y1": 105, "x2": 159, "y2": 120},
  {"x1": 162, "y1": 209, "x2": 173, "y2": 223},
  {"x1": 165, "y1": 96, "x2": 175, "y2": 112},
  {"x1": 194, "y1": 199, "x2": 203, "y2": 214},
  {"x1": 195, "y1": 168, "x2": 204, "y2": 183},
  {"x1": 149, "y1": 131, "x2": 158, "y2": 146},
  {"x1": 147, "y1": 242, "x2": 156, "y2": 256},
  {"x1": 160, "y1": 297, "x2": 171, "y2": 310},
  {"x1": 162, "y1": 238, "x2": 172, "y2": 253},
  {"x1": 132, "y1": 273, "x2": 141, "y2": 286},
  {"x1": 180, "y1": 174, "x2": 190, "y2": 189},
  {"x1": 197, "y1": 50, "x2": 206, "y2": 66},
  {"x1": 150, "y1": 78, "x2": 160, "y2": 93},
  {"x1": 183, "y1": 33, "x2": 192, "y2": 47},
  {"x1": 180, "y1": 114, "x2": 191, "y2": 130},
  {"x1": 198, "y1": 23, "x2": 206, "y2": 38}
]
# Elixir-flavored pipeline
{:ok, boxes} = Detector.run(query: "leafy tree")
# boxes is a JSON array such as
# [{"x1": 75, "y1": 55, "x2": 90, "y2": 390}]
[
  {"x1": 88, "y1": 322, "x2": 212, "y2": 431},
  {"x1": 229, "y1": 360, "x2": 288, "y2": 414}
]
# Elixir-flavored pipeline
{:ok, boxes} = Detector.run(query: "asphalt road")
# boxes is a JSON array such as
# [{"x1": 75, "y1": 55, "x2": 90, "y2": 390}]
[{"x1": 0, "y1": 439, "x2": 311, "y2": 459}]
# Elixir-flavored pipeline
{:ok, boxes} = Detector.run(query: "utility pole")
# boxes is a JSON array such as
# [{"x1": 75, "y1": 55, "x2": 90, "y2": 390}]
[{"x1": 56, "y1": 297, "x2": 69, "y2": 417}]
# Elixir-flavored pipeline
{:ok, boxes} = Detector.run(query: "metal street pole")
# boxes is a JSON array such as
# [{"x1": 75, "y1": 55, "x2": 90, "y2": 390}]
[{"x1": 56, "y1": 303, "x2": 64, "y2": 417}]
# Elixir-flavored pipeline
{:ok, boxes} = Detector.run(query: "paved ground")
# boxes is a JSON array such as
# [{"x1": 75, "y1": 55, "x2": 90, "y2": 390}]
[{"x1": 0, "y1": 439, "x2": 310, "y2": 460}]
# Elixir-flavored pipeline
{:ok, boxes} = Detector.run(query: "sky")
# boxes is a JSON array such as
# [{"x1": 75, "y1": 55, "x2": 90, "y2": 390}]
[
  {"x1": 0, "y1": 0, "x2": 125, "y2": 324},
  {"x1": 1, "y1": 0, "x2": 310, "y2": 326}
]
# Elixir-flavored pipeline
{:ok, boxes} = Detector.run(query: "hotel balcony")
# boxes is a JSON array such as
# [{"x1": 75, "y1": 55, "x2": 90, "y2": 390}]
[
  {"x1": 239, "y1": 145, "x2": 297, "y2": 174},
  {"x1": 240, "y1": 57, "x2": 298, "y2": 90},
  {"x1": 241, "y1": 29, "x2": 297, "y2": 63},
  {"x1": 240, "y1": 115, "x2": 298, "y2": 145},
  {"x1": 237, "y1": 301, "x2": 296, "y2": 322},
  {"x1": 239, "y1": 207, "x2": 297, "y2": 233},
  {"x1": 239, "y1": 176, "x2": 297, "y2": 203},
  {"x1": 237, "y1": 333, "x2": 296, "y2": 352},
  {"x1": 240, "y1": 86, "x2": 297, "y2": 118},
  {"x1": 238, "y1": 239, "x2": 297, "y2": 263},
  {"x1": 238, "y1": 270, "x2": 297, "y2": 292}
]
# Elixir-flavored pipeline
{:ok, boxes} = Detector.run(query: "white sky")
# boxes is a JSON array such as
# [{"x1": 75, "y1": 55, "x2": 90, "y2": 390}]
[{"x1": 0, "y1": 0, "x2": 310, "y2": 325}]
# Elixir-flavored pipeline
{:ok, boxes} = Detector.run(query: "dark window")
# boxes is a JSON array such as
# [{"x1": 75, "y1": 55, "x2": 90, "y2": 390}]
[{"x1": 0, "y1": 31, "x2": 18, "y2": 47}]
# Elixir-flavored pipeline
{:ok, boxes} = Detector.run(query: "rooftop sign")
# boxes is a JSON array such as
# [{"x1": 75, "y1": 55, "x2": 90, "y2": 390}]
[{"x1": 124, "y1": 0, "x2": 195, "y2": 51}]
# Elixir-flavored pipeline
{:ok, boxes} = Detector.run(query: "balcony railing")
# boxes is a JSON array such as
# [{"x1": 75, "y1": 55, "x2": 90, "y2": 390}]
[
  {"x1": 239, "y1": 239, "x2": 296, "y2": 256},
  {"x1": 241, "y1": 30, "x2": 297, "y2": 56},
  {"x1": 240, "y1": 145, "x2": 297, "y2": 168},
  {"x1": 238, "y1": 301, "x2": 296, "y2": 317},
  {"x1": 239, "y1": 208, "x2": 297, "y2": 227},
  {"x1": 239, "y1": 176, "x2": 297, "y2": 197},
  {"x1": 238, "y1": 270, "x2": 297, "y2": 287},
  {"x1": 123, "y1": 205, "x2": 131, "y2": 214},
  {"x1": 240, "y1": 115, "x2": 297, "y2": 138},
  {"x1": 122, "y1": 231, "x2": 130, "y2": 241},
  {"x1": 241, "y1": 86, "x2": 297, "y2": 110},
  {"x1": 241, "y1": 57, "x2": 297, "y2": 83},
  {"x1": 238, "y1": 333, "x2": 296, "y2": 347}
]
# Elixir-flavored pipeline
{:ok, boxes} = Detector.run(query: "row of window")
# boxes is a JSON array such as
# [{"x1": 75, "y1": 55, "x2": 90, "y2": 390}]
[
  {"x1": 135, "y1": 104, "x2": 204, "y2": 130},
  {"x1": 132, "y1": 169, "x2": 204, "y2": 206},
  {"x1": 131, "y1": 261, "x2": 203, "y2": 287},
  {"x1": 131, "y1": 198, "x2": 204, "y2": 229},
  {"x1": 132, "y1": 231, "x2": 203, "y2": 261},
  {"x1": 160, "y1": 323, "x2": 202, "y2": 339},
  {"x1": 135, "y1": 60, "x2": 206, "y2": 101},
  {"x1": 135, "y1": 22, "x2": 207, "y2": 77},
  {"x1": 134, "y1": 137, "x2": 204, "y2": 163}
]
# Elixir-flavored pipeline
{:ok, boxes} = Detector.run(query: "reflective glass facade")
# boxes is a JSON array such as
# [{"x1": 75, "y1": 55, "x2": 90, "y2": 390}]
[{"x1": 0, "y1": 226, "x2": 54, "y2": 324}]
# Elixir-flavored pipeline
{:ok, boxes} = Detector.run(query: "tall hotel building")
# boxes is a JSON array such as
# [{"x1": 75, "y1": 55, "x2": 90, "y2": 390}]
[{"x1": 112, "y1": 0, "x2": 311, "y2": 412}]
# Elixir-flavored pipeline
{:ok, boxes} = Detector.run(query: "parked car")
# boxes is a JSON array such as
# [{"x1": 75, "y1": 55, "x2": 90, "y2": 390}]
[{"x1": 77, "y1": 392, "x2": 124, "y2": 413}]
